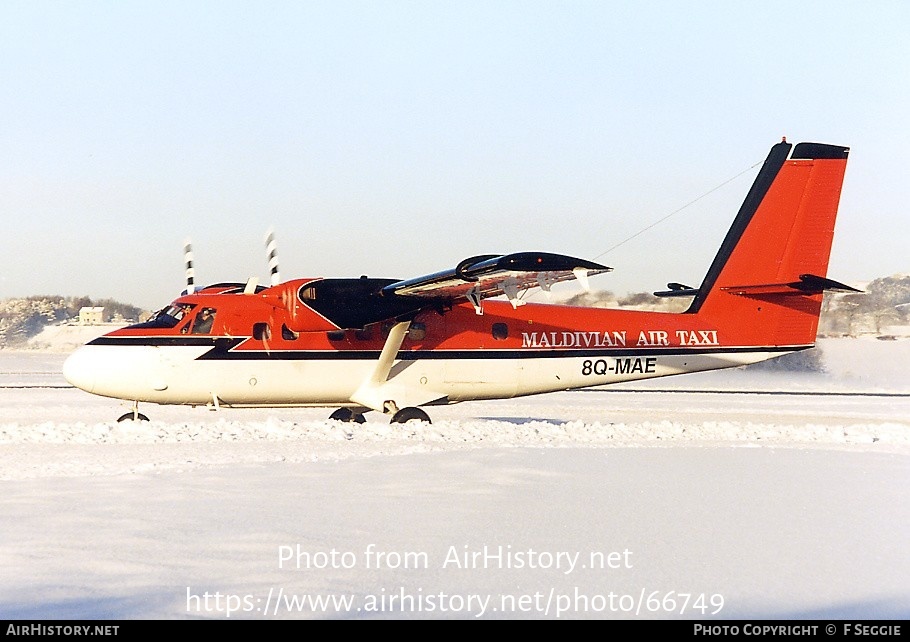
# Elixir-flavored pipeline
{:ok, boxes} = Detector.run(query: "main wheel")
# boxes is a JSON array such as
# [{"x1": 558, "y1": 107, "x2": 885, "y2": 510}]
[
  {"x1": 390, "y1": 407, "x2": 431, "y2": 424},
  {"x1": 117, "y1": 411, "x2": 150, "y2": 422},
  {"x1": 329, "y1": 408, "x2": 367, "y2": 423}
]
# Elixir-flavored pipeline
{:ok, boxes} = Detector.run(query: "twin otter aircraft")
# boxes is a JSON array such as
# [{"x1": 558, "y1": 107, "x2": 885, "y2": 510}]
[{"x1": 64, "y1": 139, "x2": 854, "y2": 423}]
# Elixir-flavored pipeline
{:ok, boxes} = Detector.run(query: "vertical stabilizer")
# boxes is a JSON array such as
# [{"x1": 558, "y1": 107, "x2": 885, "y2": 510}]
[{"x1": 689, "y1": 140, "x2": 850, "y2": 347}]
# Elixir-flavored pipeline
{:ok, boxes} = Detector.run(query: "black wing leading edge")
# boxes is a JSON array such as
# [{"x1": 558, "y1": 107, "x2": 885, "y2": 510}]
[{"x1": 383, "y1": 252, "x2": 612, "y2": 314}]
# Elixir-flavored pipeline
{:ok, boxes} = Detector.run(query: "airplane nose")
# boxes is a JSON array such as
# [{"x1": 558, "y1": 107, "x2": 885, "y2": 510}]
[{"x1": 63, "y1": 348, "x2": 96, "y2": 393}]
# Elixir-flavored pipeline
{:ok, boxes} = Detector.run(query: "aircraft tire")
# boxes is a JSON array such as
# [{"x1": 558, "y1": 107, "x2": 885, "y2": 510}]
[
  {"x1": 390, "y1": 407, "x2": 432, "y2": 424},
  {"x1": 117, "y1": 412, "x2": 150, "y2": 422},
  {"x1": 329, "y1": 408, "x2": 367, "y2": 423}
]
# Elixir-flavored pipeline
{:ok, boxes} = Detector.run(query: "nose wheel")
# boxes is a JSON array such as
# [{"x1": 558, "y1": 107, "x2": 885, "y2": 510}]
[{"x1": 117, "y1": 406, "x2": 150, "y2": 422}]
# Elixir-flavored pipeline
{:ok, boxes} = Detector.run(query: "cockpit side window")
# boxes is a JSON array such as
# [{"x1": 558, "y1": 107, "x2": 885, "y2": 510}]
[
  {"x1": 190, "y1": 307, "x2": 217, "y2": 334},
  {"x1": 128, "y1": 303, "x2": 195, "y2": 329}
]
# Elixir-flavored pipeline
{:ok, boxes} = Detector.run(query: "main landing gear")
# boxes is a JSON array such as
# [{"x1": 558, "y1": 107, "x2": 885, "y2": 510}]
[
  {"x1": 328, "y1": 405, "x2": 432, "y2": 424},
  {"x1": 328, "y1": 408, "x2": 367, "y2": 423},
  {"x1": 390, "y1": 407, "x2": 431, "y2": 424}
]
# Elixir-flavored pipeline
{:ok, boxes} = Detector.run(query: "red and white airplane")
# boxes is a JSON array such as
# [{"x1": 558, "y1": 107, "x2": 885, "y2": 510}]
[{"x1": 64, "y1": 139, "x2": 855, "y2": 423}]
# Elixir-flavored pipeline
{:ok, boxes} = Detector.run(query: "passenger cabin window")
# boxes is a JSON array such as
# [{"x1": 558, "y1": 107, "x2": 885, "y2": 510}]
[
  {"x1": 327, "y1": 330, "x2": 345, "y2": 342},
  {"x1": 408, "y1": 322, "x2": 427, "y2": 341},
  {"x1": 492, "y1": 323, "x2": 508, "y2": 340},
  {"x1": 282, "y1": 324, "x2": 299, "y2": 340},
  {"x1": 253, "y1": 322, "x2": 271, "y2": 341},
  {"x1": 354, "y1": 328, "x2": 372, "y2": 341}
]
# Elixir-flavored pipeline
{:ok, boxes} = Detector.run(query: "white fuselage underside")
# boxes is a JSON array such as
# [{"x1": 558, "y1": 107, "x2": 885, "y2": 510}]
[{"x1": 63, "y1": 344, "x2": 789, "y2": 409}]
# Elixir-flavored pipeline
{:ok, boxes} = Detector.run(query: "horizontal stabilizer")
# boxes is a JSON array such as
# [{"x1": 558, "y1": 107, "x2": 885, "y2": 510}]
[
  {"x1": 654, "y1": 282, "x2": 699, "y2": 298},
  {"x1": 722, "y1": 274, "x2": 862, "y2": 297}
]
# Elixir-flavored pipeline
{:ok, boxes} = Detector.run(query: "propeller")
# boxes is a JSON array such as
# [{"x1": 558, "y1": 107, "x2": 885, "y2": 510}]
[
  {"x1": 179, "y1": 229, "x2": 281, "y2": 297},
  {"x1": 264, "y1": 227, "x2": 281, "y2": 286},
  {"x1": 181, "y1": 238, "x2": 197, "y2": 295}
]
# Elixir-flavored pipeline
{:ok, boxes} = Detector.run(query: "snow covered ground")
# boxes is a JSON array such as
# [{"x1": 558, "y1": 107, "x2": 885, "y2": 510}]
[{"x1": 0, "y1": 337, "x2": 908, "y2": 620}]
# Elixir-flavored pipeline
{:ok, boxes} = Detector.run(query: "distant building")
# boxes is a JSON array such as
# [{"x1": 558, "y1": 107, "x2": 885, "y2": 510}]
[{"x1": 79, "y1": 306, "x2": 105, "y2": 325}]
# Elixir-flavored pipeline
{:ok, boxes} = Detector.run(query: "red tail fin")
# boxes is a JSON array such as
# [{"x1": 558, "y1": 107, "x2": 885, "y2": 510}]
[{"x1": 689, "y1": 141, "x2": 851, "y2": 347}]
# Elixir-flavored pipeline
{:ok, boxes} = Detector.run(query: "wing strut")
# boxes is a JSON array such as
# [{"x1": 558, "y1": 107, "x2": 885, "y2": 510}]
[
  {"x1": 350, "y1": 321, "x2": 411, "y2": 414},
  {"x1": 349, "y1": 320, "x2": 448, "y2": 413}
]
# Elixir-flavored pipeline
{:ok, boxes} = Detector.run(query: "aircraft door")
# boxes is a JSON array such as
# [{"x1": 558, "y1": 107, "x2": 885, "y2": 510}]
[
  {"x1": 441, "y1": 319, "x2": 521, "y2": 400},
  {"x1": 148, "y1": 345, "x2": 175, "y2": 393}
]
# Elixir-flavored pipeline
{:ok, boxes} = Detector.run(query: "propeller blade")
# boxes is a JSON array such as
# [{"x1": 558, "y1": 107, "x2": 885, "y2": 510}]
[
  {"x1": 265, "y1": 228, "x2": 280, "y2": 286},
  {"x1": 182, "y1": 238, "x2": 196, "y2": 295}
]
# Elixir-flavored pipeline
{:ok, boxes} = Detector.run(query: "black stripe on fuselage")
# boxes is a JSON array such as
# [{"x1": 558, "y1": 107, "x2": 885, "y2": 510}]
[
  {"x1": 88, "y1": 336, "x2": 245, "y2": 348},
  {"x1": 198, "y1": 346, "x2": 808, "y2": 360},
  {"x1": 84, "y1": 336, "x2": 808, "y2": 360}
]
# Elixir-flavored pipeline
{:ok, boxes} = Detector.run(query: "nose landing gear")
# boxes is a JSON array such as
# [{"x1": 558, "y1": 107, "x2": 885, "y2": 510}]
[{"x1": 117, "y1": 402, "x2": 149, "y2": 422}]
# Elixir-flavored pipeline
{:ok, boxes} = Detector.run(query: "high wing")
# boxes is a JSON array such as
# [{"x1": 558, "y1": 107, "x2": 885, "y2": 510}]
[{"x1": 383, "y1": 252, "x2": 612, "y2": 314}]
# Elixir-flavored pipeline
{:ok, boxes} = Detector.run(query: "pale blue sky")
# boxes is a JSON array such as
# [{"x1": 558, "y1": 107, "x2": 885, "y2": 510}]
[{"x1": 1, "y1": 1, "x2": 907, "y2": 309}]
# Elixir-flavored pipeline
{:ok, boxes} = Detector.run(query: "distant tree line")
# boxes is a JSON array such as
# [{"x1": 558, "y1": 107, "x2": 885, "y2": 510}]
[
  {"x1": 0, "y1": 296, "x2": 146, "y2": 348},
  {"x1": 818, "y1": 274, "x2": 910, "y2": 336}
]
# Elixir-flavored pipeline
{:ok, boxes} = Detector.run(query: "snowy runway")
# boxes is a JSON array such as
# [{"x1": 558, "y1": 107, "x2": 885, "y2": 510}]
[{"x1": 0, "y1": 339, "x2": 908, "y2": 619}]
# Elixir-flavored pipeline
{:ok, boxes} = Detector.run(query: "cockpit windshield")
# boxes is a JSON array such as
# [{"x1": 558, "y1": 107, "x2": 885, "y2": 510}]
[{"x1": 127, "y1": 303, "x2": 195, "y2": 329}]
